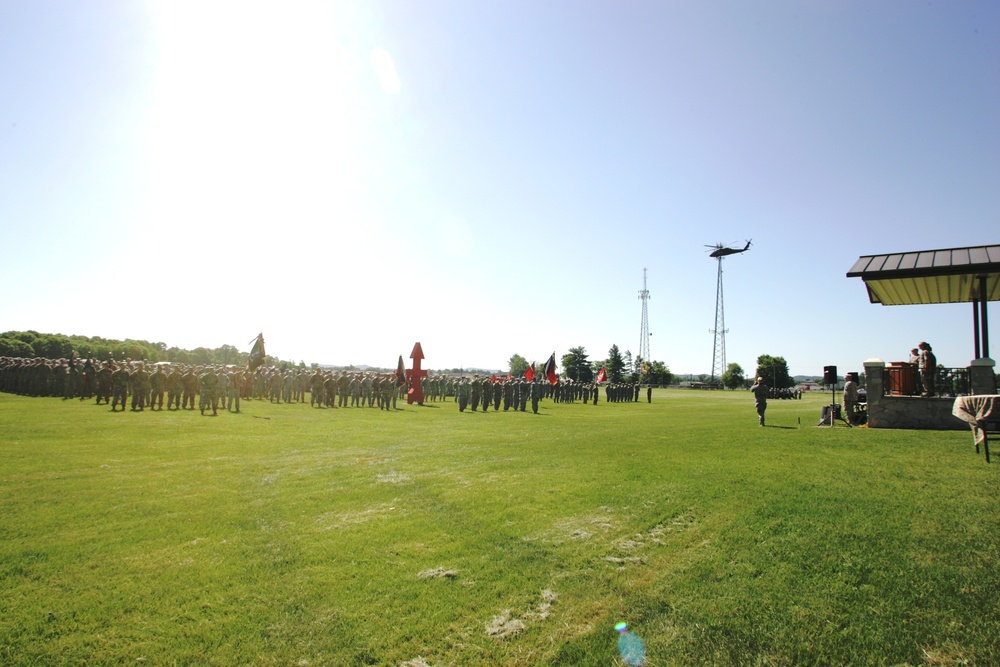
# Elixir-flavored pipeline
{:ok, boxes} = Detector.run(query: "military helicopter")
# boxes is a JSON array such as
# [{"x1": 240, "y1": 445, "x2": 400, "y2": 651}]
[{"x1": 706, "y1": 239, "x2": 752, "y2": 258}]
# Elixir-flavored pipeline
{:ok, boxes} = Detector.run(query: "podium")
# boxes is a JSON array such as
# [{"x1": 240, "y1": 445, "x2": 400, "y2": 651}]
[{"x1": 886, "y1": 362, "x2": 918, "y2": 396}]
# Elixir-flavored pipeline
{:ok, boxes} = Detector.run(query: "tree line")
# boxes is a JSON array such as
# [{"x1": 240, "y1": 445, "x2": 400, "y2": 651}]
[
  {"x1": 0, "y1": 330, "x2": 280, "y2": 368},
  {"x1": 507, "y1": 345, "x2": 674, "y2": 385}
]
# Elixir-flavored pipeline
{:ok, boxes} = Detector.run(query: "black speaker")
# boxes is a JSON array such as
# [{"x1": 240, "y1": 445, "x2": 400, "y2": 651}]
[{"x1": 823, "y1": 365, "x2": 837, "y2": 385}]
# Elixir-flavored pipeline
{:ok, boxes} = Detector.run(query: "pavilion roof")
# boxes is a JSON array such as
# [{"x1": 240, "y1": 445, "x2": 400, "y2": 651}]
[{"x1": 846, "y1": 244, "x2": 1000, "y2": 306}]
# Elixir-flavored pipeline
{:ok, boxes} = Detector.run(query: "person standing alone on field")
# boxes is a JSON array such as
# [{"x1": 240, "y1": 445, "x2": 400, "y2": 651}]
[{"x1": 750, "y1": 377, "x2": 767, "y2": 427}]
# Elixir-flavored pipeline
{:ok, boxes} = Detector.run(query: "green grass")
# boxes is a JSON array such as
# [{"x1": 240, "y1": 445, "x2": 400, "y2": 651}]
[{"x1": 1, "y1": 389, "x2": 997, "y2": 666}]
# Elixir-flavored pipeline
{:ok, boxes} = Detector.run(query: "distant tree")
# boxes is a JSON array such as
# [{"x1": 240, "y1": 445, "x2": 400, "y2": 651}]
[
  {"x1": 4, "y1": 330, "x2": 40, "y2": 346},
  {"x1": 646, "y1": 360, "x2": 673, "y2": 385},
  {"x1": 0, "y1": 336, "x2": 34, "y2": 357},
  {"x1": 190, "y1": 347, "x2": 213, "y2": 365},
  {"x1": 755, "y1": 354, "x2": 793, "y2": 389},
  {"x1": 32, "y1": 334, "x2": 74, "y2": 359},
  {"x1": 606, "y1": 344, "x2": 626, "y2": 382},
  {"x1": 508, "y1": 353, "x2": 530, "y2": 378},
  {"x1": 721, "y1": 363, "x2": 745, "y2": 390},
  {"x1": 561, "y1": 347, "x2": 594, "y2": 382},
  {"x1": 214, "y1": 344, "x2": 242, "y2": 365}
]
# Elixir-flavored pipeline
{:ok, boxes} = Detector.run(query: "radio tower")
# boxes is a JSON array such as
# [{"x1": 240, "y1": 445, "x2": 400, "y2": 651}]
[
  {"x1": 706, "y1": 240, "x2": 751, "y2": 383},
  {"x1": 709, "y1": 257, "x2": 728, "y2": 383},
  {"x1": 638, "y1": 268, "x2": 651, "y2": 365}
]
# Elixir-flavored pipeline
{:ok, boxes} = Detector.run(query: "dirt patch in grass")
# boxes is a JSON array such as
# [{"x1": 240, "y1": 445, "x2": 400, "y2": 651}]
[
  {"x1": 417, "y1": 567, "x2": 459, "y2": 579},
  {"x1": 485, "y1": 610, "x2": 525, "y2": 638}
]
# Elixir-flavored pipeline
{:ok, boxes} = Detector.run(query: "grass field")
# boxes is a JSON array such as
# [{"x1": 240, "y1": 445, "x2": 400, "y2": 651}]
[{"x1": 1, "y1": 388, "x2": 997, "y2": 666}]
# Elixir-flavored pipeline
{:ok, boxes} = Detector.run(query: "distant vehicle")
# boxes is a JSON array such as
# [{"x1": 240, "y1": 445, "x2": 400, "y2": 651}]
[{"x1": 707, "y1": 240, "x2": 752, "y2": 258}]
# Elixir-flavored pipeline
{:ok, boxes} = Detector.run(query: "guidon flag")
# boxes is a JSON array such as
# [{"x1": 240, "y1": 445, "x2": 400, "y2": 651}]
[
  {"x1": 395, "y1": 355, "x2": 407, "y2": 387},
  {"x1": 247, "y1": 333, "x2": 266, "y2": 371},
  {"x1": 544, "y1": 352, "x2": 558, "y2": 385}
]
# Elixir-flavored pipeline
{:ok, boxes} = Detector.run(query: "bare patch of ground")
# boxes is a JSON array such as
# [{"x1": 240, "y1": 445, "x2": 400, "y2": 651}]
[
  {"x1": 485, "y1": 610, "x2": 525, "y2": 638},
  {"x1": 417, "y1": 567, "x2": 459, "y2": 579}
]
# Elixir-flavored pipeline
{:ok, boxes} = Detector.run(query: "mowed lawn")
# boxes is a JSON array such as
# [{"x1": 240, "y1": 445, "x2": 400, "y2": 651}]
[{"x1": 1, "y1": 388, "x2": 997, "y2": 666}]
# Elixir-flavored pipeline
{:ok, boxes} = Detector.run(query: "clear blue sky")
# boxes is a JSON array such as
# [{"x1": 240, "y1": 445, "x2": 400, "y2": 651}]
[{"x1": 1, "y1": 1, "x2": 997, "y2": 376}]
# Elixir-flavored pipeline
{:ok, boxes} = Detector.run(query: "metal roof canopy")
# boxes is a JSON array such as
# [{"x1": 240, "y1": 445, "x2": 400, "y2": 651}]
[{"x1": 847, "y1": 244, "x2": 1000, "y2": 359}]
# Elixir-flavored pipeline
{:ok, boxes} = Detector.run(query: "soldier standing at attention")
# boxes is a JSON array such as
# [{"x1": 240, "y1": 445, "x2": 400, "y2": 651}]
[
  {"x1": 227, "y1": 369, "x2": 243, "y2": 413},
  {"x1": 111, "y1": 363, "x2": 130, "y2": 412},
  {"x1": 63, "y1": 359, "x2": 79, "y2": 400},
  {"x1": 349, "y1": 373, "x2": 361, "y2": 407},
  {"x1": 324, "y1": 372, "x2": 337, "y2": 407},
  {"x1": 149, "y1": 365, "x2": 167, "y2": 410},
  {"x1": 337, "y1": 372, "x2": 349, "y2": 407},
  {"x1": 750, "y1": 377, "x2": 768, "y2": 427},
  {"x1": 130, "y1": 363, "x2": 150, "y2": 411},
  {"x1": 310, "y1": 368, "x2": 325, "y2": 407},
  {"x1": 470, "y1": 376, "x2": 481, "y2": 412},
  {"x1": 80, "y1": 357, "x2": 96, "y2": 400},
  {"x1": 182, "y1": 367, "x2": 198, "y2": 410},
  {"x1": 531, "y1": 379, "x2": 542, "y2": 414},
  {"x1": 96, "y1": 361, "x2": 113, "y2": 405},
  {"x1": 216, "y1": 369, "x2": 231, "y2": 410},
  {"x1": 166, "y1": 365, "x2": 183, "y2": 410},
  {"x1": 199, "y1": 367, "x2": 219, "y2": 416},
  {"x1": 457, "y1": 378, "x2": 470, "y2": 412},
  {"x1": 361, "y1": 373, "x2": 374, "y2": 407}
]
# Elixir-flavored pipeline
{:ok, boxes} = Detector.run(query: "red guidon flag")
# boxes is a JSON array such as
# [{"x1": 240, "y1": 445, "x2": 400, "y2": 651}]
[
  {"x1": 544, "y1": 352, "x2": 558, "y2": 385},
  {"x1": 525, "y1": 363, "x2": 535, "y2": 382},
  {"x1": 596, "y1": 366, "x2": 607, "y2": 384}
]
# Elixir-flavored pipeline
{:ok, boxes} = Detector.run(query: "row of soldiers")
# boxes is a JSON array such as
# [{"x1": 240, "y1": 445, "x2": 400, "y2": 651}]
[
  {"x1": 0, "y1": 357, "x2": 413, "y2": 415},
  {"x1": 0, "y1": 356, "x2": 649, "y2": 415},
  {"x1": 449, "y1": 376, "x2": 644, "y2": 413}
]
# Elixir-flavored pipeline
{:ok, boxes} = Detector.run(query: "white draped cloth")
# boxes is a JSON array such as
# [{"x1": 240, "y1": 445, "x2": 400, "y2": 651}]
[{"x1": 952, "y1": 395, "x2": 1000, "y2": 446}]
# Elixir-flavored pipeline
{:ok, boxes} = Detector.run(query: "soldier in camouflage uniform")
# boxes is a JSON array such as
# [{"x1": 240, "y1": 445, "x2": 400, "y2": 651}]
[
  {"x1": 216, "y1": 369, "x2": 230, "y2": 411},
  {"x1": 96, "y1": 362, "x2": 113, "y2": 405},
  {"x1": 470, "y1": 376, "x2": 481, "y2": 412},
  {"x1": 63, "y1": 359, "x2": 79, "y2": 400},
  {"x1": 80, "y1": 358, "x2": 96, "y2": 400},
  {"x1": 199, "y1": 367, "x2": 219, "y2": 416},
  {"x1": 456, "y1": 378, "x2": 470, "y2": 412},
  {"x1": 149, "y1": 365, "x2": 167, "y2": 410},
  {"x1": 182, "y1": 367, "x2": 198, "y2": 410},
  {"x1": 361, "y1": 373, "x2": 374, "y2": 407},
  {"x1": 111, "y1": 363, "x2": 130, "y2": 412},
  {"x1": 130, "y1": 363, "x2": 150, "y2": 411},
  {"x1": 166, "y1": 366, "x2": 183, "y2": 410},
  {"x1": 349, "y1": 374, "x2": 361, "y2": 407},
  {"x1": 310, "y1": 368, "x2": 325, "y2": 407},
  {"x1": 227, "y1": 369, "x2": 243, "y2": 413},
  {"x1": 531, "y1": 379, "x2": 542, "y2": 414}
]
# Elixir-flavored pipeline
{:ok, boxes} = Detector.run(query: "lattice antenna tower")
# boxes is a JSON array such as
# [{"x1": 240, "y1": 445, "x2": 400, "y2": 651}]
[
  {"x1": 710, "y1": 256, "x2": 728, "y2": 382},
  {"x1": 638, "y1": 268, "x2": 651, "y2": 364},
  {"x1": 707, "y1": 240, "x2": 751, "y2": 382}
]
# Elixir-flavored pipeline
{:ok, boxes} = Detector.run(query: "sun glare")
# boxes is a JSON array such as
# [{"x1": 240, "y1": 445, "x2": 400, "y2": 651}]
[
  {"x1": 371, "y1": 48, "x2": 401, "y2": 95},
  {"x1": 141, "y1": 1, "x2": 372, "y2": 251}
]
